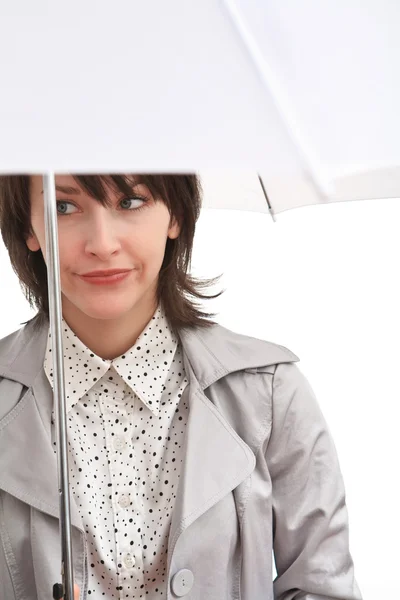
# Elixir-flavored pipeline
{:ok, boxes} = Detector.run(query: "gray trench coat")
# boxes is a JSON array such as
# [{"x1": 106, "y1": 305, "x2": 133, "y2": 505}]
[{"x1": 0, "y1": 316, "x2": 362, "y2": 600}]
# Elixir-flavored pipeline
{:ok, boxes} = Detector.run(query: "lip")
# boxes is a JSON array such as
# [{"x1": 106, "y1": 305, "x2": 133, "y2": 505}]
[
  {"x1": 81, "y1": 269, "x2": 132, "y2": 277},
  {"x1": 78, "y1": 270, "x2": 132, "y2": 285}
]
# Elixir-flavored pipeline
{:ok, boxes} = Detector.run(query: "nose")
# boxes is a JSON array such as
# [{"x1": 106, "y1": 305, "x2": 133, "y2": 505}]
[{"x1": 84, "y1": 209, "x2": 122, "y2": 259}]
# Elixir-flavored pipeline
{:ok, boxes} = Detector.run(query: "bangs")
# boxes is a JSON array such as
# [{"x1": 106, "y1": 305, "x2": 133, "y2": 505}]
[{"x1": 71, "y1": 175, "x2": 148, "y2": 209}]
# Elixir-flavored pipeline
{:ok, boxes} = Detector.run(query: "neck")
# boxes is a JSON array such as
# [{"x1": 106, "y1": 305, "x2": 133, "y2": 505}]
[{"x1": 60, "y1": 296, "x2": 159, "y2": 361}]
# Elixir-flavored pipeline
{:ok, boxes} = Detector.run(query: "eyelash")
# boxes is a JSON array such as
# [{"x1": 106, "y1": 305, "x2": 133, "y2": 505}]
[{"x1": 55, "y1": 196, "x2": 149, "y2": 216}]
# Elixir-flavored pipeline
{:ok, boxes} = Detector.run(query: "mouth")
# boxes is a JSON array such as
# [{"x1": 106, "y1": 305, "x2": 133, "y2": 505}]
[
  {"x1": 81, "y1": 269, "x2": 132, "y2": 277},
  {"x1": 78, "y1": 271, "x2": 132, "y2": 285}
]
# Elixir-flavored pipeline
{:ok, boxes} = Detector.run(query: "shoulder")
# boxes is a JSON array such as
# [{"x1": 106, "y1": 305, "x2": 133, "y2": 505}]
[
  {"x1": 191, "y1": 321, "x2": 299, "y2": 363},
  {"x1": 0, "y1": 321, "x2": 31, "y2": 411},
  {"x1": 0, "y1": 324, "x2": 27, "y2": 420},
  {"x1": 0, "y1": 323, "x2": 26, "y2": 369},
  {"x1": 179, "y1": 321, "x2": 300, "y2": 389},
  {"x1": 0, "y1": 314, "x2": 46, "y2": 386},
  {"x1": 211, "y1": 321, "x2": 299, "y2": 359}
]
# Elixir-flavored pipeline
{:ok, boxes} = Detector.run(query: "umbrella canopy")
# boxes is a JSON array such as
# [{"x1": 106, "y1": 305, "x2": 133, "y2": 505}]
[{"x1": 0, "y1": 0, "x2": 399, "y2": 210}]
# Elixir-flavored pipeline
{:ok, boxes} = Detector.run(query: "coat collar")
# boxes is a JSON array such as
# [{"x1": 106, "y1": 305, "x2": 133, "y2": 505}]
[
  {"x1": 0, "y1": 315, "x2": 299, "y2": 551},
  {"x1": 0, "y1": 314, "x2": 299, "y2": 391}
]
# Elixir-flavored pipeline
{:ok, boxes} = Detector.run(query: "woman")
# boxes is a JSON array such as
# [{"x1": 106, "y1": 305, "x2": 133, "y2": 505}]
[{"x1": 0, "y1": 174, "x2": 362, "y2": 599}]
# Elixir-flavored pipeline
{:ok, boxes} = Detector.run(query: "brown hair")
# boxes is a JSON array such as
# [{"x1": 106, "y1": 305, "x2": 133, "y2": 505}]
[{"x1": 0, "y1": 174, "x2": 224, "y2": 335}]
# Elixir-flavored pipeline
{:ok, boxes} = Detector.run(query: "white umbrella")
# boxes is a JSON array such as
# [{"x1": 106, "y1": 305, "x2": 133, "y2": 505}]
[
  {"x1": 0, "y1": 1, "x2": 399, "y2": 203},
  {"x1": 0, "y1": 2, "x2": 398, "y2": 598}
]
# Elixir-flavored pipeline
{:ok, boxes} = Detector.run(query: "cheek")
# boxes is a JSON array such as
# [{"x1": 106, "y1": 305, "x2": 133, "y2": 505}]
[
  {"x1": 133, "y1": 226, "x2": 169, "y2": 258},
  {"x1": 131, "y1": 235, "x2": 168, "y2": 277},
  {"x1": 56, "y1": 238, "x2": 80, "y2": 273}
]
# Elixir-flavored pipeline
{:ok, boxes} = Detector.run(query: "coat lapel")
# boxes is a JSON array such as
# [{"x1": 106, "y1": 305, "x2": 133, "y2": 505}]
[
  {"x1": 166, "y1": 325, "x2": 298, "y2": 558},
  {"x1": 0, "y1": 316, "x2": 299, "y2": 548},
  {"x1": 166, "y1": 353, "x2": 256, "y2": 562},
  {"x1": 0, "y1": 320, "x2": 84, "y2": 532}
]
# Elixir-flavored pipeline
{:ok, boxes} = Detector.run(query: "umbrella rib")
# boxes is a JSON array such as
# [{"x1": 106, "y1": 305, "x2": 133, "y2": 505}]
[
  {"x1": 257, "y1": 174, "x2": 276, "y2": 223},
  {"x1": 222, "y1": 0, "x2": 333, "y2": 201}
]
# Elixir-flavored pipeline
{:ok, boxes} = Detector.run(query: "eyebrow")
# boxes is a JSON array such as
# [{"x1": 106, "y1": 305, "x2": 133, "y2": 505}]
[{"x1": 41, "y1": 185, "x2": 81, "y2": 195}]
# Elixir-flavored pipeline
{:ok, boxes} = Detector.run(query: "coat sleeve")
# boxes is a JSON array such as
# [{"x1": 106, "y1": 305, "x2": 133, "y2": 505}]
[{"x1": 264, "y1": 362, "x2": 363, "y2": 600}]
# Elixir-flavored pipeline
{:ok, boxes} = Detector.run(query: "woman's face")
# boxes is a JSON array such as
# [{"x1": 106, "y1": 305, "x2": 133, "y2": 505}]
[{"x1": 26, "y1": 175, "x2": 180, "y2": 322}]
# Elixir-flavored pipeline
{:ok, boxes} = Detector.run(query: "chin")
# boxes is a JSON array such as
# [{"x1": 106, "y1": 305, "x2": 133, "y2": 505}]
[{"x1": 70, "y1": 299, "x2": 138, "y2": 322}]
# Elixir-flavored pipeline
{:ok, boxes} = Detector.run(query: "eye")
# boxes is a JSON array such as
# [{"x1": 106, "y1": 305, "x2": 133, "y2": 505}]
[
  {"x1": 120, "y1": 196, "x2": 147, "y2": 211},
  {"x1": 56, "y1": 200, "x2": 76, "y2": 215}
]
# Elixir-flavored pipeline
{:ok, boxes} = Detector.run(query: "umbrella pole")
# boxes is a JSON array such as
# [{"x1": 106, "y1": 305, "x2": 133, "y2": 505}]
[{"x1": 43, "y1": 173, "x2": 75, "y2": 600}]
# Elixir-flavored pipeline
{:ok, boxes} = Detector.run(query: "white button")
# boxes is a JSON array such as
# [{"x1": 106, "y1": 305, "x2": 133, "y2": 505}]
[
  {"x1": 113, "y1": 436, "x2": 127, "y2": 451},
  {"x1": 171, "y1": 569, "x2": 194, "y2": 596},
  {"x1": 123, "y1": 553, "x2": 135, "y2": 568},
  {"x1": 119, "y1": 494, "x2": 130, "y2": 508}
]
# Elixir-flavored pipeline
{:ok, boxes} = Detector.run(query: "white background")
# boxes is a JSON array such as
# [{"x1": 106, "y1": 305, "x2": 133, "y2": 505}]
[{"x1": 1, "y1": 196, "x2": 399, "y2": 599}]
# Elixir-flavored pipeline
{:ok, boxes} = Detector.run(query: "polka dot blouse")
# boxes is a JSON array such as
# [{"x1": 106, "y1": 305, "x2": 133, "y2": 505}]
[{"x1": 44, "y1": 304, "x2": 189, "y2": 599}]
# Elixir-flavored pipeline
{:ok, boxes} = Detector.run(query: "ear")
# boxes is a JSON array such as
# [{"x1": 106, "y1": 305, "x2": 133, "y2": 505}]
[
  {"x1": 167, "y1": 216, "x2": 181, "y2": 240},
  {"x1": 26, "y1": 232, "x2": 41, "y2": 252}
]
